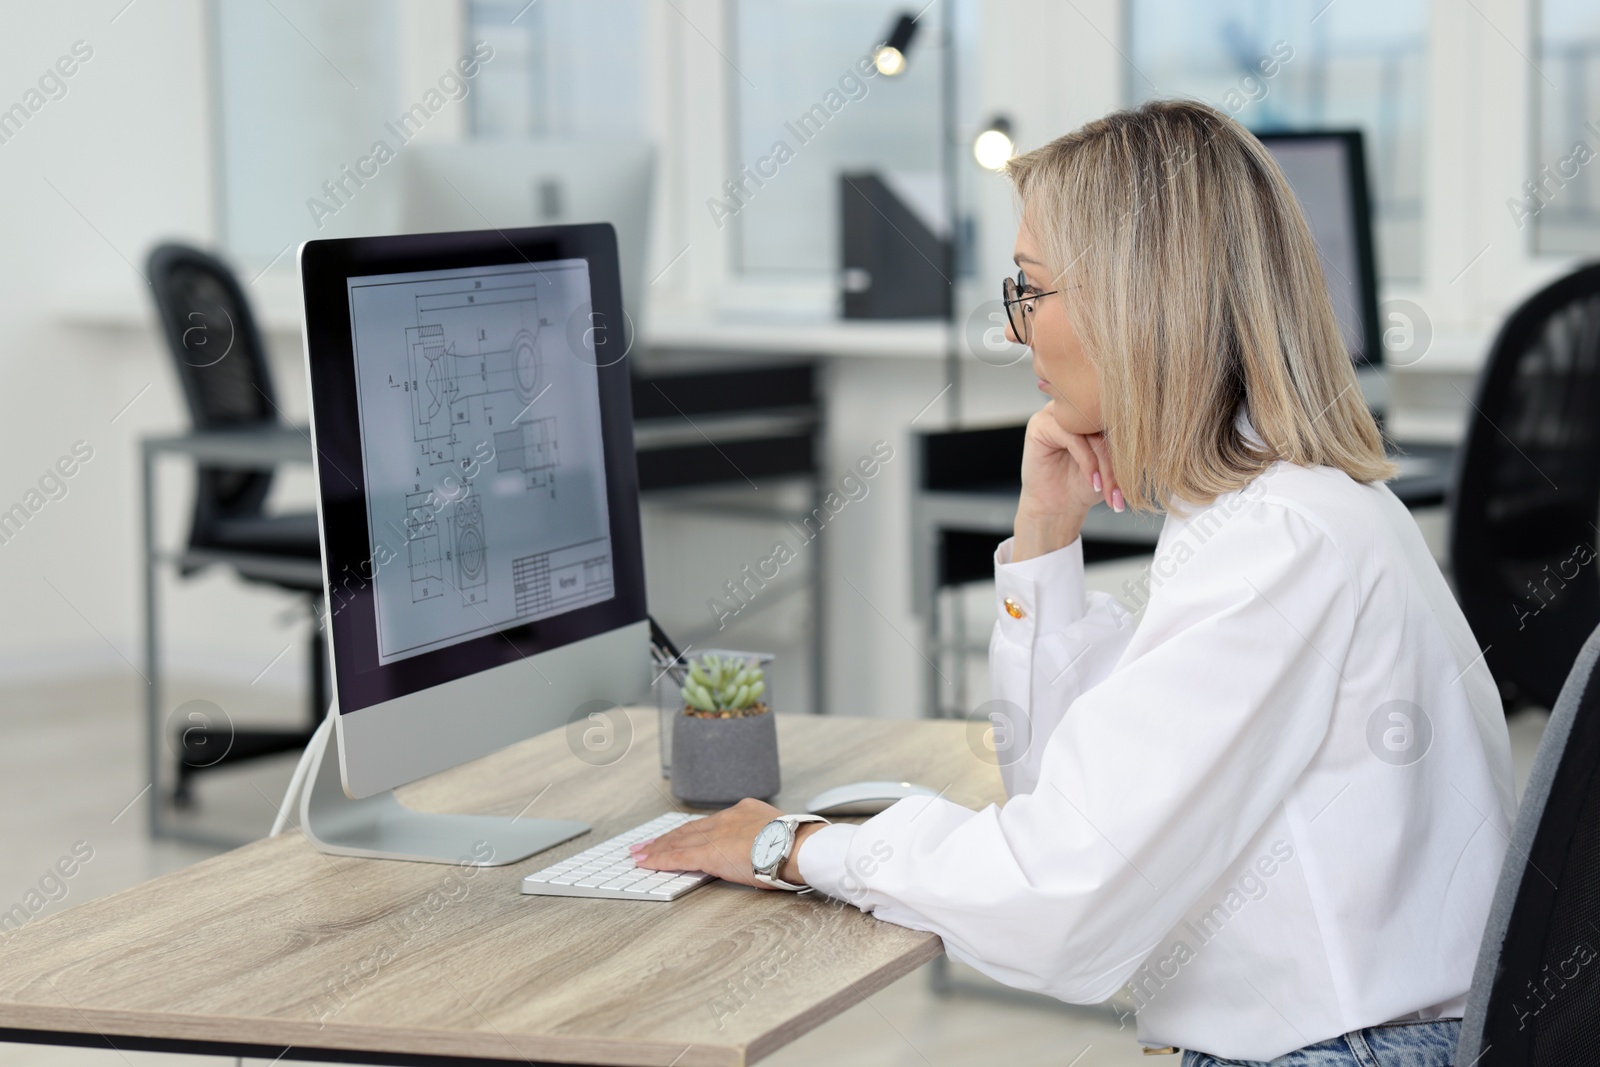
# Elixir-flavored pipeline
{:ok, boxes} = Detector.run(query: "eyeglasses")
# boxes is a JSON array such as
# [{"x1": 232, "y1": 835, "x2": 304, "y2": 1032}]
[{"x1": 1002, "y1": 270, "x2": 1058, "y2": 346}]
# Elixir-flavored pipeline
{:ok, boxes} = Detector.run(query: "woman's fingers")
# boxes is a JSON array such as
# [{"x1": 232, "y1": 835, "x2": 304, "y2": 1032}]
[
  {"x1": 1087, "y1": 433, "x2": 1122, "y2": 512},
  {"x1": 634, "y1": 823, "x2": 738, "y2": 878},
  {"x1": 1057, "y1": 430, "x2": 1117, "y2": 512},
  {"x1": 628, "y1": 799, "x2": 781, "y2": 888},
  {"x1": 1029, "y1": 404, "x2": 1080, "y2": 458},
  {"x1": 1057, "y1": 432, "x2": 1101, "y2": 496},
  {"x1": 1019, "y1": 406, "x2": 1099, "y2": 520}
]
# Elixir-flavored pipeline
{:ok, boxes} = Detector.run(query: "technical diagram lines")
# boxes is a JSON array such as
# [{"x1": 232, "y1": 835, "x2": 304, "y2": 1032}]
[
  {"x1": 494, "y1": 417, "x2": 560, "y2": 491},
  {"x1": 403, "y1": 491, "x2": 444, "y2": 603},
  {"x1": 410, "y1": 324, "x2": 450, "y2": 420},
  {"x1": 348, "y1": 259, "x2": 614, "y2": 667},
  {"x1": 513, "y1": 540, "x2": 612, "y2": 617},
  {"x1": 452, "y1": 490, "x2": 488, "y2": 606},
  {"x1": 508, "y1": 327, "x2": 542, "y2": 403},
  {"x1": 512, "y1": 553, "x2": 549, "y2": 617},
  {"x1": 407, "y1": 324, "x2": 460, "y2": 467},
  {"x1": 403, "y1": 287, "x2": 548, "y2": 470}
]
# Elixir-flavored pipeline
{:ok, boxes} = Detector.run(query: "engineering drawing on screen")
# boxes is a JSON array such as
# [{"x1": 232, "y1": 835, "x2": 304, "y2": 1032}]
[{"x1": 347, "y1": 260, "x2": 614, "y2": 665}]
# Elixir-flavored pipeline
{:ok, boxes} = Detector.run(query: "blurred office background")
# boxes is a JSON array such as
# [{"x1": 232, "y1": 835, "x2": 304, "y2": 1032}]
[{"x1": 1, "y1": 1, "x2": 1597, "y2": 1063}]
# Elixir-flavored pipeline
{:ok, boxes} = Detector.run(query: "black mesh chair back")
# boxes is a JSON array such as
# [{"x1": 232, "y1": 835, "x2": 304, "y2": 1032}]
[
  {"x1": 145, "y1": 243, "x2": 325, "y2": 803},
  {"x1": 1450, "y1": 263, "x2": 1600, "y2": 709},
  {"x1": 1458, "y1": 622, "x2": 1600, "y2": 1064},
  {"x1": 146, "y1": 243, "x2": 280, "y2": 550}
]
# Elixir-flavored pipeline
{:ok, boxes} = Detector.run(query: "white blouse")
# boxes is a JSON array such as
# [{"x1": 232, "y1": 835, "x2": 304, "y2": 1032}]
[{"x1": 799, "y1": 461, "x2": 1517, "y2": 1060}]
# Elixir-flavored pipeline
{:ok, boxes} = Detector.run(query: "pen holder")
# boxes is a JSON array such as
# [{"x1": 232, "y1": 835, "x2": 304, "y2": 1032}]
[
  {"x1": 657, "y1": 650, "x2": 779, "y2": 806},
  {"x1": 654, "y1": 666, "x2": 684, "y2": 779}
]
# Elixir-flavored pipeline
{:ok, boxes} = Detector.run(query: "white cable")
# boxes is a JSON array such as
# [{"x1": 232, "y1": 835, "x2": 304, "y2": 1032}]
[{"x1": 271, "y1": 713, "x2": 330, "y2": 837}]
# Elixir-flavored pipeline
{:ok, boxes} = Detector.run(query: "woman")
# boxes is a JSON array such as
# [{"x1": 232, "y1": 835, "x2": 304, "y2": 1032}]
[{"x1": 634, "y1": 100, "x2": 1515, "y2": 1066}]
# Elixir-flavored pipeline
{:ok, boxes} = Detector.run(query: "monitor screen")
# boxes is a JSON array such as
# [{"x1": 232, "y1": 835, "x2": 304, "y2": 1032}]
[
  {"x1": 1256, "y1": 131, "x2": 1380, "y2": 367},
  {"x1": 300, "y1": 224, "x2": 646, "y2": 720},
  {"x1": 345, "y1": 260, "x2": 615, "y2": 666}
]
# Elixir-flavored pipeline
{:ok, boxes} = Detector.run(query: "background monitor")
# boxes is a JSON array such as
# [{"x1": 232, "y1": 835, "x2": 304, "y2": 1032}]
[
  {"x1": 300, "y1": 224, "x2": 649, "y2": 813},
  {"x1": 1255, "y1": 130, "x2": 1382, "y2": 370},
  {"x1": 401, "y1": 140, "x2": 654, "y2": 351}
]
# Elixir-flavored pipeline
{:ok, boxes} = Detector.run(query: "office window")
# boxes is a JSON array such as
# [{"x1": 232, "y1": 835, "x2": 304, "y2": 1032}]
[
  {"x1": 465, "y1": 0, "x2": 649, "y2": 139},
  {"x1": 214, "y1": 0, "x2": 403, "y2": 265},
  {"x1": 730, "y1": 1, "x2": 951, "y2": 276},
  {"x1": 1129, "y1": 0, "x2": 1427, "y2": 282},
  {"x1": 1534, "y1": 0, "x2": 1600, "y2": 255}
]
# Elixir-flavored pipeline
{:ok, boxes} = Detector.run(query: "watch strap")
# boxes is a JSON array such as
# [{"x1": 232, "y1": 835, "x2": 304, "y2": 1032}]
[{"x1": 754, "y1": 813, "x2": 830, "y2": 891}]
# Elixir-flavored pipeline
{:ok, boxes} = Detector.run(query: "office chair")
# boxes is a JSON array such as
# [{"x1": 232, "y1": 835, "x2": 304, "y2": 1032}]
[
  {"x1": 1457, "y1": 621, "x2": 1600, "y2": 1064},
  {"x1": 145, "y1": 242, "x2": 326, "y2": 806},
  {"x1": 1449, "y1": 263, "x2": 1600, "y2": 711}
]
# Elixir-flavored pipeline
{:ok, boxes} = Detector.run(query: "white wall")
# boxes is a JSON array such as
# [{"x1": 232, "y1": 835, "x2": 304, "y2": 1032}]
[
  {"x1": 0, "y1": 2, "x2": 484, "y2": 706},
  {"x1": 0, "y1": 0, "x2": 1586, "y2": 712},
  {"x1": 0, "y1": 1, "x2": 259, "y2": 688}
]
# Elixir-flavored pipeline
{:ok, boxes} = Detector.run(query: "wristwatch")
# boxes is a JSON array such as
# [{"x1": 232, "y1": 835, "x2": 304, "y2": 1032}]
[{"x1": 751, "y1": 813, "x2": 830, "y2": 891}]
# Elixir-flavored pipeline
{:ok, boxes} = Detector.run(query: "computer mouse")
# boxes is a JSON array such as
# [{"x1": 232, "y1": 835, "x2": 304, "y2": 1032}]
[{"x1": 804, "y1": 780, "x2": 940, "y2": 815}]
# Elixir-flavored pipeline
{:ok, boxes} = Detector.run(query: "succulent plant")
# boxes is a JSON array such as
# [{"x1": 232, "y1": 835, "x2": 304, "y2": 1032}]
[{"x1": 681, "y1": 653, "x2": 767, "y2": 716}]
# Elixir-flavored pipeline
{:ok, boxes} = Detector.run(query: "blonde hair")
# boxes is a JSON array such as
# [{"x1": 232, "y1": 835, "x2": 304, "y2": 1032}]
[{"x1": 1005, "y1": 99, "x2": 1394, "y2": 511}]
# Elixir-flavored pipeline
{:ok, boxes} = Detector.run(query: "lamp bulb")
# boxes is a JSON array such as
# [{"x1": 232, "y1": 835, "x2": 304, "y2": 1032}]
[
  {"x1": 973, "y1": 128, "x2": 1015, "y2": 171},
  {"x1": 874, "y1": 46, "x2": 907, "y2": 76}
]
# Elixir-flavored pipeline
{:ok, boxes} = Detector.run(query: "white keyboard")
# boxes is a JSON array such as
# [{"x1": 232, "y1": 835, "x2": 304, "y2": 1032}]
[{"x1": 520, "y1": 811, "x2": 713, "y2": 901}]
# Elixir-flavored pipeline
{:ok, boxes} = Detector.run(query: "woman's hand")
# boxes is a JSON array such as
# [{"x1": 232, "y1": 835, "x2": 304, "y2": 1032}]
[
  {"x1": 630, "y1": 798, "x2": 826, "y2": 889},
  {"x1": 1013, "y1": 403, "x2": 1121, "y2": 562}
]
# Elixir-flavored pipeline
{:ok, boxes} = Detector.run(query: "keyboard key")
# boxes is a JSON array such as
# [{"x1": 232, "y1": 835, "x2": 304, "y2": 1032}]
[{"x1": 521, "y1": 812, "x2": 711, "y2": 901}]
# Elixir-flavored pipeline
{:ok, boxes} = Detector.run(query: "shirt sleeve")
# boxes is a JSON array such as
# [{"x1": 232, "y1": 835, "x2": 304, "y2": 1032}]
[
  {"x1": 990, "y1": 536, "x2": 1143, "y2": 797},
  {"x1": 798, "y1": 505, "x2": 1358, "y2": 1004}
]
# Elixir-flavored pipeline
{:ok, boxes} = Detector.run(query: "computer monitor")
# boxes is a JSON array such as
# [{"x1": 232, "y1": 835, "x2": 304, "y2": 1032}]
[
  {"x1": 297, "y1": 223, "x2": 648, "y2": 865},
  {"x1": 1254, "y1": 131, "x2": 1382, "y2": 375},
  {"x1": 400, "y1": 140, "x2": 654, "y2": 351}
]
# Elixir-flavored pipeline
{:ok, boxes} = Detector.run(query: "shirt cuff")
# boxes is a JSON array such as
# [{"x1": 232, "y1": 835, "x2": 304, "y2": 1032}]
[
  {"x1": 795, "y1": 822, "x2": 859, "y2": 898},
  {"x1": 994, "y1": 535, "x2": 1088, "y2": 639}
]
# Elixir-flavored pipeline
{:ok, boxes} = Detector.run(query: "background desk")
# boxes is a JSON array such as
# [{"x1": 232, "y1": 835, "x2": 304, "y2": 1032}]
[
  {"x1": 141, "y1": 426, "x2": 318, "y2": 846},
  {"x1": 910, "y1": 426, "x2": 1459, "y2": 717},
  {"x1": 0, "y1": 711, "x2": 1002, "y2": 1067}
]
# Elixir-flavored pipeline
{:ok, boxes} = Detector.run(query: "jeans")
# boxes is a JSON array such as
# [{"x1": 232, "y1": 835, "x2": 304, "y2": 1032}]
[{"x1": 1181, "y1": 1019, "x2": 1460, "y2": 1067}]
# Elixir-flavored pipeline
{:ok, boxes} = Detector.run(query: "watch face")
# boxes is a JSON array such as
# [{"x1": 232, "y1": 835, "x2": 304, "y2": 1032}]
[{"x1": 751, "y1": 821, "x2": 789, "y2": 871}]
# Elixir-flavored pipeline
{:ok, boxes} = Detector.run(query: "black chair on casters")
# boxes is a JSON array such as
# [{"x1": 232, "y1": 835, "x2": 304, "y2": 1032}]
[
  {"x1": 1457, "y1": 621, "x2": 1600, "y2": 1063},
  {"x1": 145, "y1": 243, "x2": 326, "y2": 806},
  {"x1": 1450, "y1": 263, "x2": 1600, "y2": 711}
]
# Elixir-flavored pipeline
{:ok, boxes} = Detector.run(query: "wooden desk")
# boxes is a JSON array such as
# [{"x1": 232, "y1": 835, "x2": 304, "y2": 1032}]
[{"x1": 0, "y1": 712, "x2": 1002, "y2": 1067}]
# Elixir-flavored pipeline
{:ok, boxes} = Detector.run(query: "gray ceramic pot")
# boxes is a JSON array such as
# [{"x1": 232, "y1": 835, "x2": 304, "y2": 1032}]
[{"x1": 669, "y1": 710, "x2": 781, "y2": 806}]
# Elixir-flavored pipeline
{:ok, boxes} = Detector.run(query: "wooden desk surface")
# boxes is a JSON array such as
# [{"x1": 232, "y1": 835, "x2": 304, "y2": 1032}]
[{"x1": 0, "y1": 712, "x2": 1002, "y2": 1067}]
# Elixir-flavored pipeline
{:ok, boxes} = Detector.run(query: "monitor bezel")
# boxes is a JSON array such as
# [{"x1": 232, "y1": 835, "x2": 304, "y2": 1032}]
[
  {"x1": 299, "y1": 224, "x2": 646, "y2": 716},
  {"x1": 1253, "y1": 128, "x2": 1382, "y2": 369}
]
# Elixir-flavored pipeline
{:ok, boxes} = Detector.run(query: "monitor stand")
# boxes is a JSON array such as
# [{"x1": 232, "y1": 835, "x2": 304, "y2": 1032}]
[{"x1": 295, "y1": 714, "x2": 590, "y2": 866}]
